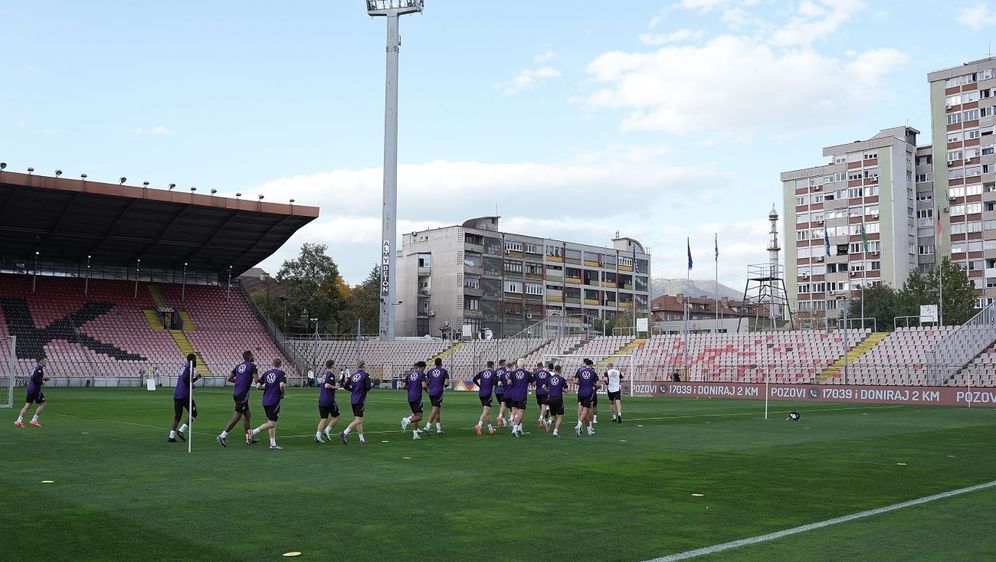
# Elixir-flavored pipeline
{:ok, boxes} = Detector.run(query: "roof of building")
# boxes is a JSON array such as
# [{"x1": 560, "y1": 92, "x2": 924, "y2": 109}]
[
  {"x1": 651, "y1": 294, "x2": 764, "y2": 318},
  {"x1": 0, "y1": 170, "x2": 318, "y2": 275}
]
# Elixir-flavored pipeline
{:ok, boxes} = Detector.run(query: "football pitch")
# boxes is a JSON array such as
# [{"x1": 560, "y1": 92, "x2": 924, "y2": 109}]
[{"x1": 3, "y1": 388, "x2": 996, "y2": 561}]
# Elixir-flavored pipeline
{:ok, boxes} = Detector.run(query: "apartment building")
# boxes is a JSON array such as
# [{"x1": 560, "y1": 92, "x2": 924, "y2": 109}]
[
  {"x1": 781, "y1": 127, "x2": 919, "y2": 321},
  {"x1": 395, "y1": 216, "x2": 651, "y2": 338},
  {"x1": 927, "y1": 58, "x2": 996, "y2": 306}
]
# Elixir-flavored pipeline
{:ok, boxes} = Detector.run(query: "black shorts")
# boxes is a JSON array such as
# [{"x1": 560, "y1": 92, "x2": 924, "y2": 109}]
[
  {"x1": 429, "y1": 394, "x2": 443, "y2": 408},
  {"x1": 173, "y1": 398, "x2": 197, "y2": 419},
  {"x1": 608, "y1": 391, "x2": 622, "y2": 401},
  {"x1": 233, "y1": 395, "x2": 250, "y2": 413},
  {"x1": 495, "y1": 393, "x2": 504, "y2": 405},
  {"x1": 578, "y1": 395, "x2": 594, "y2": 408},
  {"x1": 479, "y1": 395, "x2": 493, "y2": 408},
  {"x1": 536, "y1": 393, "x2": 548, "y2": 406},
  {"x1": 512, "y1": 399, "x2": 526, "y2": 410},
  {"x1": 319, "y1": 403, "x2": 340, "y2": 419},
  {"x1": 409, "y1": 399, "x2": 424, "y2": 414},
  {"x1": 25, "y1": 390, "x2": 45, "y2": 404},
  {"x1": 503, "y1": 396, "x2": 514, "y2": 408},
  {"x1": 548, "y1": 397, "x2": 565, "y2": 416},
  {"x1": 592, "y1": 394, "x2": 599, "y2": 406},
  {"x1": 351, "y1": 403, "x2": 365, "y2": 417},
  {"x1": 264, "y1": 404, "x2": 281, "y2": 422}
]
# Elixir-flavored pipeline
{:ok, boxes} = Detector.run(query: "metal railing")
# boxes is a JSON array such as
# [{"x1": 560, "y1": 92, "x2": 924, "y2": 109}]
[{"x1": 929, "y1": 300, "x2": 996, "y2": 385}]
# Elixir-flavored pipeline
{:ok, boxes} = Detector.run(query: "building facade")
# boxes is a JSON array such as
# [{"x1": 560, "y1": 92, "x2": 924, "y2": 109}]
[
  {"x1": 396, "y1": 217, "x2": 651, "y2": 338},
  {"x1": 781, "y1": 127, "x2": 919, "y2": 323},
  {"x1": 927, "y1": 58, "x2": 996, "y2": 307}
]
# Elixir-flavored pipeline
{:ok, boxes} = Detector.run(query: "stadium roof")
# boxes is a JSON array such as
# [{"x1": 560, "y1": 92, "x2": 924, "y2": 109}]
[{"x1": 0, "y1": 170, "x2": 319, "y2": 276}]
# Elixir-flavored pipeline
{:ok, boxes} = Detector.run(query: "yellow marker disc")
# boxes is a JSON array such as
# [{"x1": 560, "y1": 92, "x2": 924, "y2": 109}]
[
  {"x1": 283, "y1": 552, "x2": 302, "y2": 558},
  {"x1": 402, "y1": 456, "x2": 412, "y2": 460},
  {"x1": 41, "y1": 480, "x2": 55, "y2": 484},
  {"x1": 381, "y1": 440, "x2": 389, "y2": 443},
  {"x1": 691, "y1": 493, "x2": 704, "y2": 497},
  {"x1": 896, "y1": 462, "x2": 907, "y2": 466}
]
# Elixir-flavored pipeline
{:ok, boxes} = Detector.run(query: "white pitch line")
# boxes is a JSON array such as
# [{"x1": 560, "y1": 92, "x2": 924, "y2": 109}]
[{"x1": 647, "y1": 480, "x2": 996, "y2": 562}]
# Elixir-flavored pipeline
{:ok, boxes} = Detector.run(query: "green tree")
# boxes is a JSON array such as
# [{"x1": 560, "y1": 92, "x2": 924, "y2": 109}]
[
  {"x1": 276, "y1": 243, "x2": 347, "y2": 334},
  {"x1": 848, "y1": 282, "x2": 897, "y2": 331},
  {"x1": 346, "y1": 265, "x2": 381, "y2": 336},
  {"x1": 896, "y1": 257, "x2": 976, "y2": 326}
]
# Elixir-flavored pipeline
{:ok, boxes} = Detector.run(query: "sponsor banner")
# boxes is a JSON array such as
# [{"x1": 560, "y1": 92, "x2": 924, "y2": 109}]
[{"x1": 631, "y1": 382, "x2": 996, "y2": 407}]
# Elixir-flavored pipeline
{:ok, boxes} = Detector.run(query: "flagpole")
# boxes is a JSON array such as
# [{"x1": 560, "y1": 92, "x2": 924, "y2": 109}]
[
  {"x1": 684, "y1": 237, "x2": 691, "y2": 380},
  {"x1": 714, "y1": 233, "x2": 719, "y2": 333},
  {"x1": 937, "y1": 201, "x2": 944, "y2": 326},
  {"x1": 187, "y1": 358, "x2": 193, "y2": 454},
  {"x1": 860, "y1": 217, "x2": 865, "y2": 332}
]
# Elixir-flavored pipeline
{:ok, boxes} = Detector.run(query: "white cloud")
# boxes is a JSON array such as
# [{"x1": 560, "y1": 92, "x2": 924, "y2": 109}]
[
  {"x1": 638, "y1": 29, "x2": 704, "y2": 46},
  {"x1": 957, "y1": 2, "x2": 996, "y2": 30},
  {"x1": 533, "y1": 50, "x2": 556, "y2": 63},
  {"x1": 249, "y1": 152, "x2": 733, "y2": 283},
  {"x1": 579, "y1": 33, "x2": 906, "y2": 135},
  {"x1": 496, "y1": 65, "x2": 562, "y2": 95},
  {"x1": 769, "y1": 0, "x2": 866, "y2": 48},
  {"x1": 131, "y1": 126, "x2": 170, "y2": 135}
]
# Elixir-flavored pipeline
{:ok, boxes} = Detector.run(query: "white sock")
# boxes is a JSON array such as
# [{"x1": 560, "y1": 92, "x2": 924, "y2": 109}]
[
  {"x1": 576, "y1": 421, "x2": 582, "y2": 428},
  {"x1": 169, "y1": 430, "x2": 176, "y2": 438},
  {"x1": 343, "y1": 428, "x2": 351, "y2": 435},
  {"x1": 403, "y1": 416, "x2": 410, "y2": 425},
  {"x1": 178, "y1": 423, "x2": 188, "y2": 433},
  {"x1": 424, "y1": 423, "x2": 431, "y2": 431},
  {"x1": 31, "y1": 415, "x2": 39, "y2": 422},
  {"x1": 435, "y1": 423, "x2": 441, "y2": 431},
  {"x1": 16, "y1": 416, "x2": 23, "y2": 423},
  {"x1": 359, "y1": 434, "x2": 366, "y2": 443},
  {"x1": 252, "y1": 428, "x2": 261, "y2": 436},
  {"x1": 220, "y1": 431, "x2": 228, "y2": 438},
  {"x1": 315, "y1": 432, "x2": 322, "y2": 439},
  {"x1": 487, "y1": 424, "x2": 493, "y2": 430},
  {"x1": 270, "y1": 437, "x2": 277, "y2": 447}
]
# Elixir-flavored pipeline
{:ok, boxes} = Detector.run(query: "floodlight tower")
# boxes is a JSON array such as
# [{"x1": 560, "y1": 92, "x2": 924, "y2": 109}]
[{"x1": 367, "y1": 0, "x2": 423, "y2": 341}]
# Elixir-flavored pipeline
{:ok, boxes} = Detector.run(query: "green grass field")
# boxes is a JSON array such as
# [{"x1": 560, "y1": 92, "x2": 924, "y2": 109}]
[{"x1": 3, "y1": 388, "x2": 996, "y2": 561}]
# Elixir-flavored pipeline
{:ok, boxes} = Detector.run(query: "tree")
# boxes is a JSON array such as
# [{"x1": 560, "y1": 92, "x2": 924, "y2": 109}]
[
  {"x1": 276, "y1": 243, "x2": 347, "y2": 334},
  {"x1": 343, "y1": 265, "x2": 380, "y2": 336},
  {"x1": 897, "y1": 257, "x2": 976, "y2": 326},
  {"x1": 848, "y1": 283, "x2": 897, "y2": 331}
]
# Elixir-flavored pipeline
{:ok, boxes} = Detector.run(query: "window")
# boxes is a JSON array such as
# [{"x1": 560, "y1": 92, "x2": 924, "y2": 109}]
[
  {"x1": 464, "y1": 276, "x2": 480, "y2": 289},
  {"x1": 504, "y1": 241, "x2": 523, "y2": 253},
  {"x1": 918, "y1": 245, "x2": 934, "y2": 255},
  {"x1": 981, "y1": 68, "x2": 994, "y2": 81},
  {"x1": 465, "y1": 297, "x2": 480, "y2": 311},
  {"x1": 863, "y1": 151, "x2": 878, "y2": 160},
  {"x1": 417, "y1": 253, "x2": 431, "y2": 268},
  {"x1": 546, "y1": 245, "x2": 562, "y2": 258},
  {"x1": 504, "y1": 260, "x2": 523, "y2": 273},
  {"x1": 524, "y1": 243, "x2": 540, "y2": 254},
  {"x1": 948, "y1": 149, "x2": 964, "y2": 162},
  {"x1": 504, "y1": 281, "x2": 522, "y2": 293},
  {"x1": 525, "y1": 283, "x2": 543, "y2": 296}
]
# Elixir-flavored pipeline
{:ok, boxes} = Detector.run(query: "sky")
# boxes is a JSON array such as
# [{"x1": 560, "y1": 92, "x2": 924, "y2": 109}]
[{"x1": 2, "y1": 0, "x2": 996, "y2": 288}]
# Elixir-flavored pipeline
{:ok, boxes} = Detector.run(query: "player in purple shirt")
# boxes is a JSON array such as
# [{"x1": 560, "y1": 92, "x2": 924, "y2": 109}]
[
  {"x1": 247, "y1": 358, "x2": 287, "y2": 449},
  {"x1": 217, "y1": 350, "x2": 260, "y2": 447},
  {"x1": 507, "y1": 359, "x2": 533, "y2": 436},
  {"x1": 574, "y1": 358, "x2": 602, "y2": 436},
  {"x1": 401, "y1": 361, "x2": 427, "y2": 440},
  {"x1": 340, "y1": 361, "x2": 373, "y2": 445},
  {"x1": 14, "y1": 358, "x2": 49, "y2": 428},
  {"x1": 315, "y1": 359, "x2": 342, "y2": 443},
  {"x1": 547, "y1": 365, "x2": 569, "y2": 437},
  {"x1": 494, "y1": 359, "x2": 509, "y2": 428},
  {"x1": 533, "y1": 361, "x2": 552, "y2": 431},
  {"x1": 169, "y1": 354, "x2": 202, "y2": 443},
  {"x1": 472, "y1": 361, "x2": 498, "y2": 436},
  {"x1": 422, "y1": 358, "x2": 450, "y2": 434}
]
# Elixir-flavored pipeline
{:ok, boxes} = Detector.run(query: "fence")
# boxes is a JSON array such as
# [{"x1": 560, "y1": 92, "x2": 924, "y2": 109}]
[{"x1": 928, "y1": 300, "x2": 996, "y2": 385}]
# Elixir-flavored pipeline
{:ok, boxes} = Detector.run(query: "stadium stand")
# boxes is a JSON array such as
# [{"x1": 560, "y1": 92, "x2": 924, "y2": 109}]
[
  {"x1": 287, "y1": 337, "x2": 452, "y2": 380},
  {"x1": 843, "y1": 326, "x2": 957, "y2": 386},
  {"x1": 633, "y1": 330, "x2": 870, "y2": 383},
  {"x1": 0, "y1": 274, "x2": 296, "y2": 381},
  {"x1": 949, "y1": 344, "x2": 996, "y2": 387}
]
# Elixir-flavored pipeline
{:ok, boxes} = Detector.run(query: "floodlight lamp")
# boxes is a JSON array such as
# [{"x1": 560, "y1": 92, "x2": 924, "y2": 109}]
[
  {"x1": 119, "y1": 177, "x2": 127, "y2": 185},
  {"x1": 190, "y1": 187, "x2": 197, "y2": 192},
  {"x1": 169, "y1": 183, "x2": 176, "y2": 190},
  {"x1": 55, "y1": 169, "x2": 63, "y2": 177},
  {"x1": 80, "y1": 173, "x2": 87, "y2": 179},
  {"x1": 142, "y1": 181, "x2": 150, "y2": 187},
  {"x1": 289, "y1": 198, "x2": 295, "y2": 203},
  {"x1": 210, "y1": 189, "x2": 217, "y2": 194},
  {"x1": 367, "y1": 0, "x2": 423, "y2": 16},
  {"x1": 258, "y1": 194, "x2": 264, "y2": 200},
  {"x1": 0, "y1": 162, "x2": 6, "y2": 170},
  {"x1": 235, "y1": 192, "x2": 242, "y2": 198},
  {"x1": 27, "y1": 167, "x2": 34, "y2": 174}
]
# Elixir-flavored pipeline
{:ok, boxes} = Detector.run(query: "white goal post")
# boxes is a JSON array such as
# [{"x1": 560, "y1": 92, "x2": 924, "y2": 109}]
[
  {"x1": 0, "y1": 336, "x2": 15, "y2": 409},
  {"x1": 541, "y1": 353, "x2": 636, "y2": 397}
]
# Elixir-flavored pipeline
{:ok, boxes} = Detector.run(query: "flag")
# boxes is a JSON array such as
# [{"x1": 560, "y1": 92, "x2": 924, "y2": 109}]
[
  {"x1": 935, "y1": 203, "x2": 942, "y2": 240},
  {"x1": 714, "y1": 233, "x2": 718, "y2": 263},
  {"x1": 632, "y1": 245, "x2": 638, "y2": 273},
  {"x1": 687, "y1": 237, "x2": 693, "y2": 271},
  {"x1": 823, "y1": 223, "x2": 831, "y2": 257},
  {"x1": 860, "y1": 222, "x2": 869, "y2": 253}
]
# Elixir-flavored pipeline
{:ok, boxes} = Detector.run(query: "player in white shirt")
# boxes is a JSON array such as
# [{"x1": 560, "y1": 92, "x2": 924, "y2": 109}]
[{"x1": 604, "y1": 363, "x2": 624, "y2": 423}]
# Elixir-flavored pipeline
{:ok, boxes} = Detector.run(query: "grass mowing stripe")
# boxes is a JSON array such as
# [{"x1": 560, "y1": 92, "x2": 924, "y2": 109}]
[{"x1": 647, "y1": 479, "x2": 996, "y2": 562}]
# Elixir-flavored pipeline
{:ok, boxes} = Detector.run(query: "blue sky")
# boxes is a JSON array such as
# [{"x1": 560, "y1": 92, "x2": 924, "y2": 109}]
[{"x1": 3, "y1": 0, "x2": 996, "y2": 287}]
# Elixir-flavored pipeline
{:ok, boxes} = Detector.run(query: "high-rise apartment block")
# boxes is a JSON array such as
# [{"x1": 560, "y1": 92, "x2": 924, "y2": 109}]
[{"x1": 395, "y1": 217, "x2": 651, "y2": 338}]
